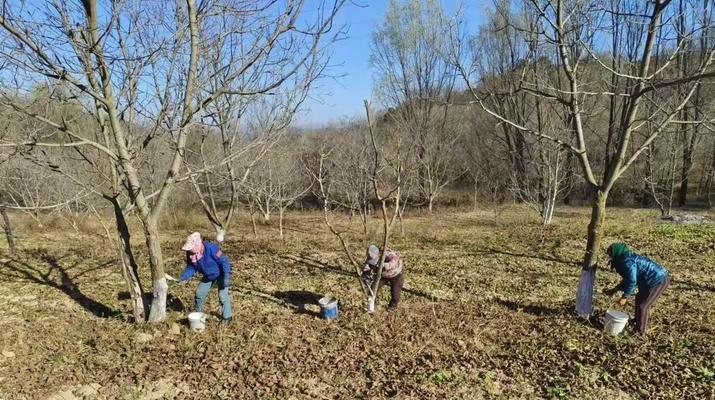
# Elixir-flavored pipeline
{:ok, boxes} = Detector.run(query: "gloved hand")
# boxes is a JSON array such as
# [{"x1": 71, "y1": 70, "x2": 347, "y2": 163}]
[{"x1": 222, "y1": 275, "x2": 231, "y2": 288}]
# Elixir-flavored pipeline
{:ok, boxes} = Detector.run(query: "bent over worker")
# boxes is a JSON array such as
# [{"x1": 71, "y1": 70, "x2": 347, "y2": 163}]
[
  {"x1": 362, "y1": 244, "x2": 404, "y2": 310},
  {"x1": 178, "y1": 232, "x2": 233, "y2": 325},
  {"x1": 602, "y1": 242, "x2": 670, "y2": 336}
]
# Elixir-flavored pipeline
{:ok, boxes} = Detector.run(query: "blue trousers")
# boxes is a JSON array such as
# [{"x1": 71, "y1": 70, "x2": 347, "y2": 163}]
[{"x1": 194, "y1": 277, "x2": 232, "y2": 320}]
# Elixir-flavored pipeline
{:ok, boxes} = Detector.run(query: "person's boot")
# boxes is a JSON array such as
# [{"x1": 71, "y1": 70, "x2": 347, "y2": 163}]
[
  {"x1": 221, "y1": 317, "x2": 233, "y2": 327},
  {"x1": 387, "y1": 302, "x2": 398, "y2": 311}
]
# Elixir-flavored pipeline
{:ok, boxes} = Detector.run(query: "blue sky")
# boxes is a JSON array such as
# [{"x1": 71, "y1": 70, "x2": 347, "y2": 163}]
[{"x1": 296, "y1": 0, "x2": 488, "y2": 127}]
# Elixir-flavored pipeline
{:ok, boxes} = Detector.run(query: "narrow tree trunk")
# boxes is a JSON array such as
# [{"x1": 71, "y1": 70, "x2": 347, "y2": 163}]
[
  {"x1": 542, "y1": 187, "x2": 556, "y2": 226},
  {"x1": 278, "y1": 207, "x2": 285, "y2": 240},
  {"x1": 677, "y1": 129, "x2": 696, "y2": 207},
  {"x1": 214, "y1": 224, "x2": 226, "y2": 243},
  {"x1": 111, "y1": 198, "x2": 145, "y2": 322},
  {"x1": 666, "y1": 142, "x2": 677, "y2": 217},
  {"x1": 249, "y1": 209, "x2": 258, "y2": 238},
  {"x1": 144, "y1": 219, "x2": 168, "y2": 323},
  {"x1": 472, "y1": 178, "x2": 479, "y2": 211},
  {"x1": 1, "y1": 205, "x2": 15, "y2": 257},
  {"x1": 576, "y1": 189, "x2": 608, "y2": 317},
  {"x1": 708, "y1": 141, "x2": 715, "y2": 207},
  {"x1": 366, "y1": 295, "x2": 376, "y2": 313}
]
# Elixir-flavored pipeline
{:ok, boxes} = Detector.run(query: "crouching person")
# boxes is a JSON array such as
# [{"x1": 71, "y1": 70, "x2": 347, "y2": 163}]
[
  {"x1": 362, "y1": 245, "x2": 404, "y2": 310},
  {"x1": 179, "y1": 232, "x2": 233, "y2": 325},
  {"x1": 602, "y1": 242, "x2": 669, "y2": 336}
]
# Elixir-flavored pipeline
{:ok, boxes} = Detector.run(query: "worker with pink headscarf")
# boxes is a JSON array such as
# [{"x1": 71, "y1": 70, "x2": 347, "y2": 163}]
[{"x1": 178, "y1": 232, "x2": 233, "y2": 325}]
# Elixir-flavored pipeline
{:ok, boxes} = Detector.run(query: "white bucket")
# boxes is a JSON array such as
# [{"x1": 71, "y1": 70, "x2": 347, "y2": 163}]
[
  {"x1": 187, "y1": 312, "x2": 207, "y2": 331},
  {"x1": 603, "y1": 309, "x2": 629, "y2": 336}
]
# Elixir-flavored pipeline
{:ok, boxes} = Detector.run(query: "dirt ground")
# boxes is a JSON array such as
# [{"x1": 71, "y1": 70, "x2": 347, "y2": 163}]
[{"x1": 0, "y1": 207, "x2": 713, "y2": 399}]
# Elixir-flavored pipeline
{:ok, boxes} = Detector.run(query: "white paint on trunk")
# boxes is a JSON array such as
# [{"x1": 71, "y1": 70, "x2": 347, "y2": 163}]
[
  {"x1": 575, "y1": 267, "x2": 596, "y2": 317},
  {"x1": 367, "y1": 296, "x2": 376, "y2": 313},
  {"x1": 148, "y1": 277, "x2": 168, "y2": 323}
]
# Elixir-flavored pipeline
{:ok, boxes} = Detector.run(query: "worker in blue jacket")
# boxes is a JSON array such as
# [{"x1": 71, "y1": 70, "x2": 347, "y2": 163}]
[
  {"x1": 602, "y1": 242, "x2": 670, "y2": 335},
  {"x1": 179, "y1": 232, "x2": 233, "y2": 325}
]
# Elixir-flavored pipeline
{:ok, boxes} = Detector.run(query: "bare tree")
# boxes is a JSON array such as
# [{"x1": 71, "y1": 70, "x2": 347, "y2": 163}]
[
  {"x1": 371, "y1": 0, "x2": 459, "y2": 212},
  {"x1": 312, "y1": 101, "x2": 404, "y2": 312},
  {"x1": 0, "y1": 0, "x2": 346, "y2": 322},
  {"x1": 447, "y1": 0, "x2": 715, "y2": 316},
  {"x1": 272, "y1": 146, "x2": 312, "y2": 241}
]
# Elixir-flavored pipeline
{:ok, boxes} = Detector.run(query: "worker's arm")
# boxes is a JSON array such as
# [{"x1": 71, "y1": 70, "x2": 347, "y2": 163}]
[
  {"x1": 616, "y1": 259, "x2": 637, "y2": 297},
  {"x1": 382, "y1": 251, "x2": 399, "y2": 270},
  {"x1": 179, "y1": 263, "x2": 196, "y2": 282}
]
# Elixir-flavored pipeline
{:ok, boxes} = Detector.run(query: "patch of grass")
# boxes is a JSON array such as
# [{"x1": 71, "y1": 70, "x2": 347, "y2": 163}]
[
  {"x1": 549, "y1": 385, "x2": 568, "y2": 399},
  {"x1": 430, "y1": 369, "x2": 454, "y2": 384}
]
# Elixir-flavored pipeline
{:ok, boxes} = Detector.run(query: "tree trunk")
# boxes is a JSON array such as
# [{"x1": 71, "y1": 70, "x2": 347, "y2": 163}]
[
  {"x1": 708, "y1": 141, "x2": 715, "y2": 207},
  {"x1": 542, "y1": 188, "x2": 556, "y2": 226},
  {"x1": 677, "y1": 129, "x2": 696, "y2": 207},
  {"x1": 278, "y1": 207, "x2": 284, "y2": 240},
  {"x1": 250, "y1": 210, "x2": 258, "y2": 238},
  {"x1": 366, "y1": 295, "x2": 376, "y2": 313},
  {"x1": 1, "y1": 204, "x2": 15, "y2": 257},
  {"x1": 215, "y1": 225, "x2": 226, "y2": 243},
  {"x1": 427, "y1": 195, "x2": 434, "y2": 213},
  {"x1": 111, "y1": 198, "x2": 145, "y2": 322},
  {"x1": 576, "y1": 189, "x2": 608, "y2": 317},
  {"x1": 144, "y1": 218, "x2": 168, "y2": 323}
]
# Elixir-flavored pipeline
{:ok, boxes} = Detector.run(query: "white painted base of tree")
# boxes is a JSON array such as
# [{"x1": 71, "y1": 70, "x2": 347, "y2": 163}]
[
  {"x1": 216, "y1": 227, "x2": 225, "y2": 243},
  {"x1": 148, "y1": 277, "x2": 168, "y2": 323},
  {"x1": 575, "y1": 267, "x2": 596, "y2": 318},
  {"x1": 366, "y1": 296, "x2": 376, "y2": 313}
]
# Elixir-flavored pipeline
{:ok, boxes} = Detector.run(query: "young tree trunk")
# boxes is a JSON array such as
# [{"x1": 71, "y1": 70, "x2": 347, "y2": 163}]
[
  {"x1": 144, "y1": 218, "x2": 168, "y2": 323},
  {"x1": 111, "y1": 198, "x2": 145, "y2": 322},
  {"x1": 677, "y1": 129, "x2": 697, "y2": 207},
  {"x1": 215, "y1": 225, "x2": 226, "y2": 243},
  {"x1": 472, "y1": 178, "x2": 479, "y2": 211},
  {"x1": 278, "y1": 207, "x2": 285, "y2": 240},
  {"x1": 542, "y1": 190, "x2": 556, "y2": 226},
  {"x1": 0, "y1": 204, "x2": 15, "y2": 257},
  {"x1": 366, "y1": 295, "x2": 376, "y2": 313},
  {"x1": 249, "y1": 207, "x2": 258, "y2": 238},
  {"x1": 708, "y1": 141, "x2": 715, "y2": 207}
]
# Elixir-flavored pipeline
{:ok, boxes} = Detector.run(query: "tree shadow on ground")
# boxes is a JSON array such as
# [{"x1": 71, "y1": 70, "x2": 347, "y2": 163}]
[
  {"x1": 4, "y1": 250, "x2": 120, "y2": 318},
  {"x1": 469, "y1": 248, "x2": 579, "y2": 267},
  {"x1": 236, "y1": 285, "x2": 322, "y2": 317},
  {"x1": 672, "y1": 279, "x2": 715, "y2": 293},
  {"x1": 495, "y1": 298, "x2": 572, "y2": 317},
  {"x1": 495, "y1": 298, "x2": 605, "y2": 330},
  {"x1": 281, "y1": 254, "x2": 437, "y2": 301},
  {"x1": 117, "y1": 292, "x2": 186, "y2": 313}
]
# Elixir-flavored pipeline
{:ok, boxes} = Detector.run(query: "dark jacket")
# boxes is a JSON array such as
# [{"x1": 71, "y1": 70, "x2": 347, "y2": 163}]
[
  {"x1": 179, "y1": 242, "x2": 231, "y2": 282},
  {"x1": 613, "y1": 252, "x2": 668, "y2": 297}
]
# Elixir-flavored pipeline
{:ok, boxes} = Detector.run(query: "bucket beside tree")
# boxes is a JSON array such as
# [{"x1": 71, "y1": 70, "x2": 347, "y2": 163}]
[
  {"x1": 188, "y1": 312, "x2": 207, "y2": 331},
  {"x1": 603, "y1": 309, "x2": 629, "y2": 336},
  {"x1": 318, "y1": 296, "x2": 338, "y2": 320}
]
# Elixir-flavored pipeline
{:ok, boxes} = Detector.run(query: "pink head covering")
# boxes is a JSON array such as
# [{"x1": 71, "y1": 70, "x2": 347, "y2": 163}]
[{"x1": 182, "y1": 232, "x2": 204, "y2": 264}]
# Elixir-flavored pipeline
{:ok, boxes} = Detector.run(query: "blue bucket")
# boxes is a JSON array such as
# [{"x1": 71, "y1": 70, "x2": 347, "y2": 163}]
[{"x1": 318, "y1": 296, "x2": 338, "y2": 320}]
